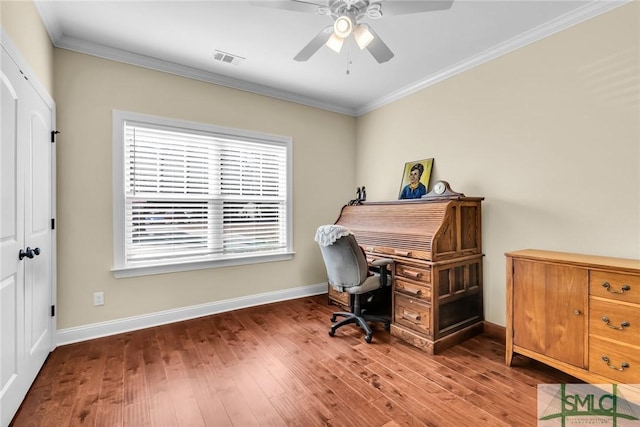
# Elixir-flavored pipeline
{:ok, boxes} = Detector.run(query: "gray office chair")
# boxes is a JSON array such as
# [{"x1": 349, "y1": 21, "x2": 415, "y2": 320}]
[{"x1": 315, "y1": 224, "x2": 392, "y2": 343}]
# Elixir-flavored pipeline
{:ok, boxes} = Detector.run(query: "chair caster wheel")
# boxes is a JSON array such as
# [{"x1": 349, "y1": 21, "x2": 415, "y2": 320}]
[
  {"x1": 365, "y1": 335, "x2": 372, "y2": 343},
  {"x1": 329, "y1": 330, "x2": 335, "y2": 337},
  {"x1": 330, "y1": 315, "x2": 337, "y2": 322},
  {"x1": 384, "y1": 323, "x2": 390, "y2": 331}
]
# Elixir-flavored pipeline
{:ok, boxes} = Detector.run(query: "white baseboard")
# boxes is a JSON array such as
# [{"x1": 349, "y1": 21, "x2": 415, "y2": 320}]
[{"x1": 56, "y1": 283, "x2": 328, "y2": 346}]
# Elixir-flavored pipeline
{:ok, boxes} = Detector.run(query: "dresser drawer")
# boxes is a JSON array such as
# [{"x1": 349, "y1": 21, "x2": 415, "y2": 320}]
[
  {"x1": 589, "y1": 336, "x2": 640, "y2": 383},
  {"x1": 590, "y1": 271, "x2": 640, "y2": 304},
  {"x1": 394, "y1": 278, "x2": 431, "y2": 302},
  {"x1": 395, "y1": 263, "x2": 431, "y2": 285},
  {"x1": 589, "y1": 298, "x2": 640, "y2": 347},
  {"x1": 394, "y1": 294, "x2": 431, "y2": 337}
]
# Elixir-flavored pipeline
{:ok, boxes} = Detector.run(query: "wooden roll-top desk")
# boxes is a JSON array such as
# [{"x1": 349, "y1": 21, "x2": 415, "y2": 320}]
[{"x1": 332, "y1": 197, "x2": 484, "y2": 354}]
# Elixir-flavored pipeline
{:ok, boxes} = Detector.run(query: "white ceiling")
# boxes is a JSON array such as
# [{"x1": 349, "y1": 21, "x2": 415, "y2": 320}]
[{"x1": 35, "y1": 0, "x2": 625, "y2": 116}]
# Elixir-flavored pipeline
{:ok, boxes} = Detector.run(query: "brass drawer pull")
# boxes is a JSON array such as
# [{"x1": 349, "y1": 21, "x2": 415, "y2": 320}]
[
  {"x1": 601, "y1": 356, "x2": 630, "y2": 371},
  {"x1": 403, "y1": 270, "x2": 422, "y2": 279},
  {"x1": 601, "y1": 282, "x2": 631, "y2": 294},
  {"x1": 601, "y1": 316, "x2": 630, "y2": 330},
  {"x1": 402, "y1": 312, "x2": 421, "y2": 322}
]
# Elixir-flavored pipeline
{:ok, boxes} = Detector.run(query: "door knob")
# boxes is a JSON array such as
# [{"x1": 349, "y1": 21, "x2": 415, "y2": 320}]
[
  {"x1": 18, "y1": 247, "x2": 41, "y2": 260},
  {"x1": 25, "y1": 247, "x2": 37, "y2": 258}
]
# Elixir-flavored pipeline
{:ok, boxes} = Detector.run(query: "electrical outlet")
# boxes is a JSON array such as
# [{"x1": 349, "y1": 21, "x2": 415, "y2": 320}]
[{"x1": 93, "y1": 292, "x2": 104, "y2": 306}]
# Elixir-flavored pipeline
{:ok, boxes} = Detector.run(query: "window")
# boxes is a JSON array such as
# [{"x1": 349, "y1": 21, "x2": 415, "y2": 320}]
[{"x1": 112, "y1": 111, "x2": 292, "y2": 278}]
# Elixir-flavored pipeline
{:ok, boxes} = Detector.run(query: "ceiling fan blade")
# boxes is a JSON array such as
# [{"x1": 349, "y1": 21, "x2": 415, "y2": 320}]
[
  {"x1": 377, "y1": 0, "x2": 454, "y2": 16},
  {"x1": 250, "y1": 0, "x2": 327, "y2": 14},
  {"x1": 365, "y1": 27, "x2": 394, "y2": 63},
  {"x1": 294, "y1": 26, "x2": 333, "y2": 61}
]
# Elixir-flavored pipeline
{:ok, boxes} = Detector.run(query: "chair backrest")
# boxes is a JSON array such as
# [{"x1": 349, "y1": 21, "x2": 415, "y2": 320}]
[{"x1": 315, "y1": 225, "x2": 369, "y2": 289}]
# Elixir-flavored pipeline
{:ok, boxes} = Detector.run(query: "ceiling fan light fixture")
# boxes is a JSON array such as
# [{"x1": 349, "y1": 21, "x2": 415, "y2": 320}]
[
  {"x1": 353, "y1": 24, "x2": 374, "y2": 49},
  {"x1": 333, "y1": 15, "x2": 353, "y2": 38},
  {"x1": 326, "y1": 32, "x2": 344, "y2": 53}
]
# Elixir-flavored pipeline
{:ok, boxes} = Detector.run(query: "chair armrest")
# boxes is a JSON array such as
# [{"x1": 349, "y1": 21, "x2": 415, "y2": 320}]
[
  {"x1": 370, "y1": 258, "x2": 393, "y2": 287},
  {"x1": 370, "y1": 258, "x2": 393, "y2": 267}
]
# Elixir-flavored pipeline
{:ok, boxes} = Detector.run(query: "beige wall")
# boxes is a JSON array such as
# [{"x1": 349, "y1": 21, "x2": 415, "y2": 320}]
[
  {"x1": 1, "y1": 0, "x2": 54, "y2": 94},
  {"x1": 54, "y1": 49, "x2": 356, "y2": 329},
  {"x1": 356, "y1": 2, "x2": 640, "y2": 326},
  {"x1": 8, "y1": 0, "x2": 639, "y2": 331}
]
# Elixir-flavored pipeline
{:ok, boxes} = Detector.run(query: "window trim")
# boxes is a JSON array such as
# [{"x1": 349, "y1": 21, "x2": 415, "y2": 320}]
[{"x1": 112, "y1": 110, "x2": 293, "y2": 278}]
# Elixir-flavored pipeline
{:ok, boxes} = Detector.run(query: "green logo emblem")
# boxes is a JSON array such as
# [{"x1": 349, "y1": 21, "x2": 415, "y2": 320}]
[{"x1": 538, "y1": 384, "x2": 640, "y2": 426}]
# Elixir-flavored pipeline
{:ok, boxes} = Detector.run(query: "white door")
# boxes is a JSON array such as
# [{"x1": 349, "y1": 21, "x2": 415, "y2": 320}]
[{"x1": 0, "y1": 46, "x2": 54, "y2": 427}]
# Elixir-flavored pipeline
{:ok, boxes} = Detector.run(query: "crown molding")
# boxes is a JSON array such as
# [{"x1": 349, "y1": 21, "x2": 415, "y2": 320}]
[
  {"x1": 33, "y1": 0, "x2": 63, "y2": 44},
  {"x1": 355, "y1": 0, "x2": 630, "y2": 116},
  {"x1": 35, "y1": 0, "x2": 628, "y2": 118},
  {"x1": 53, "y1": 34, "x2": 358, "y2": 117}
]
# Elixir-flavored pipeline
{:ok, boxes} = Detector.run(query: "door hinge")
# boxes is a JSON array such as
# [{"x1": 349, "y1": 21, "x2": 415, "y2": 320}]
[
  {"x1": 51, "y1": 218, "x2": 55, "y2": 230},
  {"x1": 51, "y1": 305, "x2": 55, "y2": 317},
  {"x1": 51, "y1": 130, "x2": 60, "y2": 143}
]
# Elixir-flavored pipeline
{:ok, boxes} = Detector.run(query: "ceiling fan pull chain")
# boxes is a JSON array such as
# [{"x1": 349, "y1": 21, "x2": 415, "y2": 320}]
[{"x1": 346, "y1": 42, "x2": 353, "y2": 75}]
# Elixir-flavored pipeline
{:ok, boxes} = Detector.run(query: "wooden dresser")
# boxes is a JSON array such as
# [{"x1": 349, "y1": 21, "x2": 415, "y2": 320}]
[
  {"x1": 506, "y1": 249, "x2": 640, "y2": 384},
  {"x1": 333, "y1": 197, "x2": 484, "y2": 354}
]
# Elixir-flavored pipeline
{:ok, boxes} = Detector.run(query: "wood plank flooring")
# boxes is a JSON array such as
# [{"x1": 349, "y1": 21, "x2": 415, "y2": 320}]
[{"x1": 11, "y1": 295, "x2": 579, "y2": 427}]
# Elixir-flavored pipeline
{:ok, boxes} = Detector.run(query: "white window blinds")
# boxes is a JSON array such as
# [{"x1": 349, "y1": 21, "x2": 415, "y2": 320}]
[{"x1": 113, "y1": 112, "x2": 292, "y2": 276}]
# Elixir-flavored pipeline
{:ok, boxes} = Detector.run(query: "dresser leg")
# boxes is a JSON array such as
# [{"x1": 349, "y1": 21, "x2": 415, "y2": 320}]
[
  {"x1": 505, "y1": 325, "x2": 514, "y2": 366},
  {"x1": 505, "y1": 346, "x2": 514, "y2": 366}
]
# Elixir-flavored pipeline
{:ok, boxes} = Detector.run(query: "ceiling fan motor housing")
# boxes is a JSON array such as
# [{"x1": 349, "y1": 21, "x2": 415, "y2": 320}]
[{"x1": 329, "y1": 0, "x2": 374, "y2": 21}]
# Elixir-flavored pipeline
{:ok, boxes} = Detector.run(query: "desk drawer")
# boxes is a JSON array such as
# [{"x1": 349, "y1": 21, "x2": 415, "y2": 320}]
[
  {"x1": 589, "y1": 298, "x2": 640, "y2": 347},
  {"x1": 395, "y1": 263, "x2": 431, "y2": 285},
  {"x1": 328, "y1": 285, "x2": 350, "y2": 308},
  {"x1": 589, "y1": 336, "x2": 640, "y2": 383},
  {"x1": 394, "y1": 279, "x2": 431, "y2": 302},
  {"x1": 394, "y1": 294, "x2": 431, "y2": 337},
  {"x1": 365, "y1": 246, "x2": 430, "y2": 261},
  {"x1": 590, "y1": 271, "x2": 640, "y2": 304}
]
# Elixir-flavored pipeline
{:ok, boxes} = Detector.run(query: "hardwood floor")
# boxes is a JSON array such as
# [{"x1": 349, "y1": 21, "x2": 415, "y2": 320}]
[{"x1": 11, "y1": 295, "x2": 578, "y2": 427}]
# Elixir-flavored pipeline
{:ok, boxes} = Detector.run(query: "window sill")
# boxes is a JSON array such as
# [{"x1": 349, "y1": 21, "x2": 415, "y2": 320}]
[{"x1": 112, "y1": 252, "x2": 295, "y2": 278}]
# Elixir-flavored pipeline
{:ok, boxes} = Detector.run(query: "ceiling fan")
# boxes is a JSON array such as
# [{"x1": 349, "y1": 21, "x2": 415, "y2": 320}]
[{"x1": 255, "y1": 0, "x2": 454, "y2": 64}]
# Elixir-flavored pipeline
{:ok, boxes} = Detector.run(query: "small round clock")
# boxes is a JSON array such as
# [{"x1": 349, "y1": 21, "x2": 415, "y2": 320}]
[
  {"x1": 423, "y1": 180, "x2": 465, "y2": 199},
  {"x1": 433, "y1": 181, "x2": 447, "y2": 195}
]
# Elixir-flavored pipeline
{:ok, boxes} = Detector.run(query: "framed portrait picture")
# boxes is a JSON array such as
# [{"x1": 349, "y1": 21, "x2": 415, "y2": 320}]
[{"x1": 398, "y1": 158, "x2": 434, "y2": 200}]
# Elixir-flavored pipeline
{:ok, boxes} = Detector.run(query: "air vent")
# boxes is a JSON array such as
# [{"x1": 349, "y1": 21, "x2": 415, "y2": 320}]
[{"x1": 213, "y1": 50, "x2": 245, "y2": 66}]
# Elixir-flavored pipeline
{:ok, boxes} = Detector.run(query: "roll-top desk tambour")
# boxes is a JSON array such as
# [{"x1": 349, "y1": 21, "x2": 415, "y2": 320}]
[
  {"x1": 332, "y1": 197, "x2": 484, "y2": 354},
  {"x1": 506, "y1": 249, "x2": 640, "y2": 384}
]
